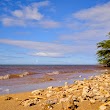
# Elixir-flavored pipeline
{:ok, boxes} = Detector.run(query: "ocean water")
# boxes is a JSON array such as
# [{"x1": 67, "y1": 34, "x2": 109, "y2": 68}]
[{"x1": 0, "y1": 65, "x2": 108, "y2": 95}]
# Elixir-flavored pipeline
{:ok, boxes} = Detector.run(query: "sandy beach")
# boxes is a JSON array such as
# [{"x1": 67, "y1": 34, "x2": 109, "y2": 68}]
[
  {"x1": 0, "y1": 0, "x2": 110, "y2": 110},
  {"x1": 0, "y1": 70, "x2": 110, "y2": 110}
]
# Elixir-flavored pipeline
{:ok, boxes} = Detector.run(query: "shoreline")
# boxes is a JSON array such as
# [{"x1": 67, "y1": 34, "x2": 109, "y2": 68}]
[
  {"x1": 0, "y1": 70, "x2": 110, "y2": 110},
  {"x1": 0, "y1": 71, "x2": 103, "y2": 95}
]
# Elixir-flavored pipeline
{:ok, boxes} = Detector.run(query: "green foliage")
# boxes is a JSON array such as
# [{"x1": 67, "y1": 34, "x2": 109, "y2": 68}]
[{"x1": 97, "y1": 33, "x2": 110, "y2": 67}]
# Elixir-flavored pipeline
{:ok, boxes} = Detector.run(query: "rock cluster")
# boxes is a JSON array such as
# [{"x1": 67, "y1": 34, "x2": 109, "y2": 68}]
[
  {"x1": 9, "y1": 72, "x2": 110, "y2": 110},
  {"x1": 5, "y1": 96, "x2": 13, "y2": 100}
]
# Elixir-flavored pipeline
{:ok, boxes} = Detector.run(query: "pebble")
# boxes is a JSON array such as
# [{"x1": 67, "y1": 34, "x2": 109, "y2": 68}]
[
  {"x1": 21, "y1": 99, "x2": 38, "y2": 107},
  {"x1": 31, "y1": 89, "x2": 44, "y2": 95},
  {"x1": 64, "y1": 82, "x2": 68, "y2": 89},
  {"x1": 79, "y1": 75, "x2": 82, "y2": 78},
  {"x1": 89, "y1": 99, "x2": 95, "y2": 104},
  {"x1": 99, "y1": 105, "x2": 106, "y2": 110},
  {"x1": 60, "y1": 98, "x2": 69, "y2": 103},
  {"x1": 5, "y1": 96, "x2": 13, "y2": 100},
  {"x1": 47, "y1": 86, "x2": 53, "y2": 90}
]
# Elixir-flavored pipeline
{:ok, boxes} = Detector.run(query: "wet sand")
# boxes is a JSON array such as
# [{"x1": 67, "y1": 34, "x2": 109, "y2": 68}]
[{"x1": 0, "y1": 70, "x2": 110, "y2": 110}]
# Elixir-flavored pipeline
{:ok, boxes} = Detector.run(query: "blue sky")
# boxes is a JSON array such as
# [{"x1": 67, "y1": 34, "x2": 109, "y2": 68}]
[{"x1": 0, "y1": 0, "x2": 110, "y2": 65}]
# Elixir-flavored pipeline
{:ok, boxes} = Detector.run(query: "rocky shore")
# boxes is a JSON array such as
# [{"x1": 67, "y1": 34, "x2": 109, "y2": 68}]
[{"x1": 0, "y1": 70, "x2": 110, "y2": 110}]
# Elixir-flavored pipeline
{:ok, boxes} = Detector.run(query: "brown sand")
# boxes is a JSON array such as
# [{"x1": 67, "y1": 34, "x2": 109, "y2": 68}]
[{"x1": 0, "y1": 91, "x2": 102, "y2": 110}]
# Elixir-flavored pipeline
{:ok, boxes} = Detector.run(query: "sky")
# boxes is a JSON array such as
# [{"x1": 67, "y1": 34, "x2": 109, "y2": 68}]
[{"x1": 0, "y1": 0, "x2": 110, "y2": 65}]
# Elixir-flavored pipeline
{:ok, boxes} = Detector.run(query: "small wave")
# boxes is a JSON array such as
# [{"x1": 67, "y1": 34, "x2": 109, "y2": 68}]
[
  {"x1": 0, "y1": 88, "x2": 3, "y2": 91},
  {"x1": 0, "y1": 74, "x2": 10, "y2": 80},
  {"x1": 46, "y1": 71, "x2": 59, "y2": 75},
  {"x1": 4, "y1": 89, "x2": 10, "y2": 92},
  {"x1": 0, "y1": 72, "x2": 34, "y2": 80}
]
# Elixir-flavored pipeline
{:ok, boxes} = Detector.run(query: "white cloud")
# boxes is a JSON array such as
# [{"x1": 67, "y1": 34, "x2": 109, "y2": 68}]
[
  {"x1": 2, "y1": 18, "x2": 25, "y2": 26},
  {"x1": 12, "y1": 10, "x2": 24, "y2": 18},
  {"x1": 73, "y1": 2, "x2": 110, "y2": 22},
  {"x1": 0, "y1": 39, "x2": 72, "y2": 53},
  {"x1": 73, "y1": 2, "x2": 110, "y2": 30},
  {"x1": 61, "y1": 2, "x2": 110, "y2": 42},
  {"x1": 38, "y1": 20, "x2": 60, "y2": 28},
  {"x1": 31, "y1": 52, "x2": 64, "y2": 57},
  {"x1": 31, "y1": 1, "x2": 49, "y2": 7},
  {"x1": 60, "y1": 29, "x2": 109, "y2": 42},
  {"x1": 12, "y1": 6, "x2": 43, "y2": 20},
  {"x1": 1, "y1": 1, "x2": 45, "y2": 26},
  {"x1": 0, "y1": 39, "x2": 95, "y2": 56},
  {"x1": 1, "y1": 1, "x2": 60, "y2": 28}
]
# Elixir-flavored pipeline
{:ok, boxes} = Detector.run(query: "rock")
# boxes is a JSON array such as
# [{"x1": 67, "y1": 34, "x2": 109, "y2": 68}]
[
  {"x1": 78, "y1": 81, "x2": 84, "y2": 86},
  {"x1": 44, "y1": 99, "x2": 58, "y2": 110},
  {"x1": 46, "y1": 89, "x2": 54, "y2": 98},
  {"x1": 104, "y1": 101, "x2": 110, "y2": 106},
  {"x1": 66, "y1": 88, "x2": 72, "y2": 93},
  {"x1": 15, "y1": 98, "x2": 22, "y2": 101},
  {"x1": 94, "y1": 95, "x2": 107, "y2": 102},
  {"x1": 53, "y1": 87, "x2": 63, "y2": 92},
  {"x1": 100, "y1": 97, "x2": 107, "y2": 103},
  {"x1": 78, "y1": 96, "x2": 84, "y2": 102},
  {"x1": 5, "y1": 96, "x2": 13, "y2": 100},
  {"x1": 46, "y1": 99, "x2": 58, "y2": 105},
  {"x1": 29, "y1": 95, "x2": 45, "y2": 99},
  {"x1": 67, "y1": 96, "x2": 79, "y2": 110},
  {"x1": 64, "y1": 82, "x2": 68, "y2": 89},
  {"x1": 47, "y1": 86, "x2": 53, "y2": 90},
  {"x1": 104, "y1": 69, "x2": 108, "y2": 74},
  {"x1": 31, "y1": 89, "x2": 44, "y2": 95},
  {"x1": 72, "y1": 96, "x2": 79, "y2": 107},
  {"x1": 68, "y1": 104, "x2": 76, "y2": 110},
  {"x1": 20, "y1": 99, "x2": 38, "y2": 107},
  {"x1": 89, "y1": 76, "x2": 94, "y2": 80},
  {"x1": 74, "y1": 80, "x2": 80, "y2": 84},
  {"x1": 99, "y1": 105, "x2": 106, "y2": 110},
  {"x1": 72, "y1": 96, "x2": 77, "y2": 101},
  {"x1": 47, "y1": 93, "x2": 52, "y2": 98},
  {"x1": 100, "y1": 89, "x2": 110, "y2": 98},
  {"x1": 98, "y1": 101, "x2": 110, "y2": 110},
  {"x1": 82, "y1": 86, "x2": 90, "y2": 99},
  {"x1": 92, "y1": 88, "x2": 99, "y2": 95},
  {"x1": 62, "y1": 94, "x2": 67, "y2": 98},
  {"x1": 60, "y1": 98, "x2": 69, "y2": 103},
  {"x1": 89, "y1": 99, "x2": 95, "y2": 104}
]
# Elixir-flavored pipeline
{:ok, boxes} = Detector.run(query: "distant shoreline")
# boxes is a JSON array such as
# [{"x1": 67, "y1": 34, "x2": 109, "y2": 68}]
[{"x1": 0, "y1": 64, "x2": 99, "y2": 66}]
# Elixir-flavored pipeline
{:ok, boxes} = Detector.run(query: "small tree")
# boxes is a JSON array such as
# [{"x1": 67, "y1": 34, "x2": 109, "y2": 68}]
[{"x1": 97, "y1": 33, "x2": 110, "y2": 67}]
